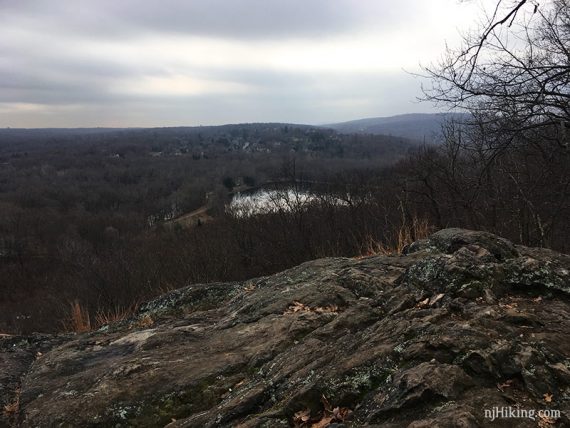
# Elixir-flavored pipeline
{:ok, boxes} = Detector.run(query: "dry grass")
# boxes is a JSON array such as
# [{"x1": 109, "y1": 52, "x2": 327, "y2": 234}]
[
  {"x1": 95, "y1": 304, "x2": 138, "y2": 327},
  {"x1": 156, "y1": 282, "x2": 177, "y2": 296},
  {"x1": 362, "y1": 217, "x2": 432, "y2": 256},
  {"x1": 64, "y1": 301, "x2": 140, "y2": 333},
  {"x1": 65, "y1": 300, "x2": 91, "y2": 333}
]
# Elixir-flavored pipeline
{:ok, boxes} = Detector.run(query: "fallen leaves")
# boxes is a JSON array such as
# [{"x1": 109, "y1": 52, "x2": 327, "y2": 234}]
[
  {"x1": 293, "y1": 408, "x2": 311, "y2": 425},
  {"x1": 2, "y1": 402, "x2": 18, "y2": 417},
  {"x1": 416, "y1": 293, "x2": 445, "y2": 308},
  {"x1": 2, "y1": 388, "x2": 20, "y2": 417},
  {"x1": 416, "y1": 298, "x2": 429, "y2": 308},
  {"x1": 543, "y1": 392, "x2": 553, "y2": 403},
  {"x1": 430, "y1": 293, "x2": 445, "y2": 306},
  {"x1": 497, "y1": 379, "x2": 514, "y2": 392},
  {"x1": 135, "y1": 315, "x2": 154, "y2": 328},
  {"x1": 234, "y1": 379, "x2": 246, "y2": 389},
  {"x1": 538, "y1": 414, "x2": 557, "y2": 427},
  {"x1": 285, "y1": 301, "x2": 339, "y2": 315},
  {"x1": 499, "y1": 302, "x2": 518, "y2": 310},
  {"x1": 243, "y1": 283, "x2": 256, "y2": 292},
  {"x1": 293, "y1": 395, "x2": 352, "y2": 427}
]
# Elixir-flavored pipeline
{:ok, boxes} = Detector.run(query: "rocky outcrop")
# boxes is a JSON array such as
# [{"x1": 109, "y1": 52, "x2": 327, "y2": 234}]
[{"x1": 1, "y1": 228, "x2": 569, "y2": 427}]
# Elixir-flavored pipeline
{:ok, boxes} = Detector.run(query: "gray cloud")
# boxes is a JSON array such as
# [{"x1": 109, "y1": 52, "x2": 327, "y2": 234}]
[
  {"x1": 0, "y1": 0, "x2": 465, "y2": 127},
  {"x1": 1, "y1": 0, "x2": 409, "y2": 40}
]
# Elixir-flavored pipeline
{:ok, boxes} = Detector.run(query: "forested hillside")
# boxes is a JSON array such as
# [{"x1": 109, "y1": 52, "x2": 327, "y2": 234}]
[{"x1": 0, "y1": 125, "x2": 414, "y2": 333}]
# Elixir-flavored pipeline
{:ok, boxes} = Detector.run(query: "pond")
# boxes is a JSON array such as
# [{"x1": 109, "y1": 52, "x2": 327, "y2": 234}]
[{"x1": 228, "y1": 188, "x2": 349, "y2": 217}]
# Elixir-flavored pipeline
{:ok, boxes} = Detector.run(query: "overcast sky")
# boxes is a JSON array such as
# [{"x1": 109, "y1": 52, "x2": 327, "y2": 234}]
[{"x1": 0, "y1": 0, "x2": 490, "y2": 128}]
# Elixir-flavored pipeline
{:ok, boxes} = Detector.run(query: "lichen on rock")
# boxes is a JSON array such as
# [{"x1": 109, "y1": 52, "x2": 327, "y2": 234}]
[{"x1": 1, "y1": 228, "x2": 569, "y2": 427}]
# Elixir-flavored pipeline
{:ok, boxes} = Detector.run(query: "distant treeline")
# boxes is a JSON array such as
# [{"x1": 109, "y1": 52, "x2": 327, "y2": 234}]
[
  {"x1": 0, "y1": 125, "x2": 414, "y2": 333},
  {"x1": 0, "y1": 120, "x2": 568, "y2": 334}
]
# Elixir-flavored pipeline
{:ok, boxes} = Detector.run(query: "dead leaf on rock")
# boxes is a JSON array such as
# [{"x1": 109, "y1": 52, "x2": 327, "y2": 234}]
[
  {"x1": 333, "y1": 406, "x2": 352, "y2": 420},
  {"x1": 243, "y1": 283, "x2": 256, "y2": 292},
  {"x1": 136, "y1": 315, "x2": 154, "y2": 328},
  {"x1": 416, "y1": 298, "x2": 430, "y2": 308},
  {"x1": 313, "y1": 395, "x2": 352, "y2": 426},
  {"x1": 543, "y1": 392, "x2": 553, "y2": 403},
  {"x1": 285, "y1": 301, "x2": 339, "y2": 315},
  {"x1": 287, "y1": 301, "x2": 310, "y2": 314},
  {"x1": 429, "y1": 293, "x2": 445, "y2": 306},
  {"x1": 497, "y1": 379, "x2": 514, "y2": 392},
  {"x1": 499, "y1": 302, "x2": 518, "y2": 309},
  {"x1": 293, "y1": 408, "x2": 311, "y2": 425},
  {"x1": 538, "y1": 414, "x2": 557, "y2": 427},
  {"x1": 292, "y1": 396, "x2": 353, "y2": 427},
  {"x1": 3, "y1": 388, "x2": 20, "y2": 417},
  {"x1": 314, "y1": 305, "x2": 339, "y2": 314},
  {"x1": 321, "y1": 394, "x2": 332, "y2": 412}
]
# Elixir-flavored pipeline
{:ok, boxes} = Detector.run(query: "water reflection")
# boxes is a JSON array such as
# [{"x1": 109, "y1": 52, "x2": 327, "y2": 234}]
[{"x1": 228, "y1": 189, "x2": 317, "y2": 217}]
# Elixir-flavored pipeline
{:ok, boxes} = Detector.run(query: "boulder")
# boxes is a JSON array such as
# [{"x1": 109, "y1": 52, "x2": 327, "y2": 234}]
[{"x1": 1, "y1": 229, "x2": 569, "y2": 427}]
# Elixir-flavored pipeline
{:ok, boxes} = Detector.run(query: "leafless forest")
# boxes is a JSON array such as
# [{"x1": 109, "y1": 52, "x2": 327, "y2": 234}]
[{"x1": 1, "y1": 0, "x2": 568, "y2": 334}]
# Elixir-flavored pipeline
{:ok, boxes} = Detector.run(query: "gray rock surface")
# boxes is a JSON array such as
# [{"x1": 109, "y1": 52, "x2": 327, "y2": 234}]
[{"x1": 1, "y1": 229, "x2": 569, "y2": 427}]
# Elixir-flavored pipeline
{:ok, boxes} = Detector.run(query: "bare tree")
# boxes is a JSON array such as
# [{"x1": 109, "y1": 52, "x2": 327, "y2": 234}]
[
  {"x1": 424, "y1": 0, "x2": 569, "y2": 146},
  {"x1": 411, "y1": 0, "x2": 570, "y2": 248}
]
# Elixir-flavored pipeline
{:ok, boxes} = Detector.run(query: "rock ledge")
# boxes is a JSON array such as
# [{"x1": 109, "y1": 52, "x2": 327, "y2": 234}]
[{"x1": 1, "y1": 229, "x2": 569, "y2": 427}]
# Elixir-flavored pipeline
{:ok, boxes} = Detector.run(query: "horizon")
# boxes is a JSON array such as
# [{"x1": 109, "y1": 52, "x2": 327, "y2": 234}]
[
  {"x1": 0, "y1": 1, "x2": 492, "y2": 128},
  {"x1": 0, "y1": 111, "x2": 451, "y2": 130}
]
